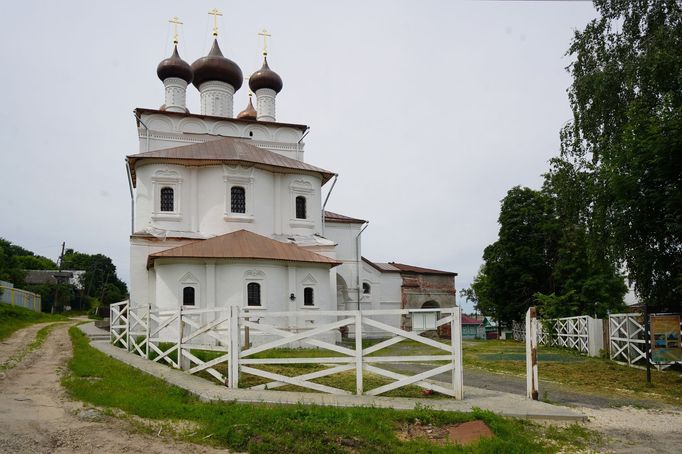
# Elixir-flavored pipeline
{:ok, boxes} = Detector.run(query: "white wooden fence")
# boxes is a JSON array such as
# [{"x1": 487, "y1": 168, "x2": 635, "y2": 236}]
[
  {"x1": 609, "y1": 313, "x2": 682, "y2": 370},
  {"x1": 513, "y1": 315, "x2": 603, "y2": 356},
  {"x1": 110, "y1": 301, "x2": 464, "y2": 399}
]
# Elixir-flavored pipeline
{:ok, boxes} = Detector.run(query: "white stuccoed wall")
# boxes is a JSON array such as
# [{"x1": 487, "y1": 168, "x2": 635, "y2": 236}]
[
  {"x1": 137, "y1": 112, "x2": 305, "y2": 161},
  {"x1": 199, "y1": 81, "x2": 235, "y2": 117},
  {"x1": 133, "y1": 164, "x2": 322, "y2": 237},
  {"x1": 324, "y1": 221, "x2": 403, "y2": 334},
  {"x1": 162, "y1": 77, "x2": 188, "y2": 113},
  {"x1": 152, "y1": 260, "x2": 337, "y2": 345},
  {"x1": 255, "y1": 88, "x2": 277, "y2": 121}
]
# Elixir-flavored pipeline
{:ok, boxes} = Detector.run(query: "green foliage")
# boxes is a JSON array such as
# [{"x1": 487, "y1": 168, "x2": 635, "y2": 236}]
[
  {"x1": 471, "y1": 185, "x2": 626, "y2": 323},
  {"x1": 558, "y1": 0, "x2": 682, "y2": 312},
  {"x1": 0, "y1": 304, "x2": 67, "y2": 341},
  {"x1": 472, "y1": 187, "x2": 556, "y2": 324},
  {"x1": 62, "y1": 327, "x2": 595, "y2": 453},
  {"x1": 0, "y1": 237, "x2": 57, "y2": 287},
  {"x1": 61, "y1": 249, "x2": 128, "y2": 304}
]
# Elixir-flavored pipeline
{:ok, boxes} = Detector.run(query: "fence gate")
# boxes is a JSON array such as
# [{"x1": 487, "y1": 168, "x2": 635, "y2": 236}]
[{"x1": 111, "y1": 303, "x2": 464, "y2": 399}]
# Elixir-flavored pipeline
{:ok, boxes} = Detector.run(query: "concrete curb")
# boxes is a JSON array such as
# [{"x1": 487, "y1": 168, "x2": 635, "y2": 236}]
[{"x1": 78, "y1": 323, "x2": 586, "y2": 421}]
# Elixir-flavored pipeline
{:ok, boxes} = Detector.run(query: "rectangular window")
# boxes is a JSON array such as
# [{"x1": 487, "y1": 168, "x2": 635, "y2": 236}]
[
  {"x1": 231, "y1": 186, "x2": 246, "y2": 213},
  {"x1": 160, "y1": 187, "x2": 174, "y2": 212},
  {"x1": 295, "y1": 196, "x2": 307, "y2": 219},
  {"x1": 304, "y1": 287, "x2": 314, "y2": 306},
  {"x1": 247, "y1": 282, "x2": 261, "y2": 306}
]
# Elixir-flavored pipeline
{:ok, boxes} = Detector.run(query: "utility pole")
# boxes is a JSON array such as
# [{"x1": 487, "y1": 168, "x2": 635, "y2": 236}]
[{"x1": 52, "y1": 242, "x2": 66, "y2": 314}]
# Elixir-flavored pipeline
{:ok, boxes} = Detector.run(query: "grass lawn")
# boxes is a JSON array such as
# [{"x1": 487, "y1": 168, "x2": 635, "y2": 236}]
[
  {"x1": 64, "y1": 328, "x2": 599, "y2": 453},
  {"x1": 0, "y1": 303, "x2": 68, "y2": 341},
  {"x1": 463, "y1": 339, "x2": 682, "y2": 406}
]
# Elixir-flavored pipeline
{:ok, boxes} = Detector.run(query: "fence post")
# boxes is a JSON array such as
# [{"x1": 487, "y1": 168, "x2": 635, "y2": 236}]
[
  {"x1": 145, "y1": 304, "x2": 151, "y2": 359},
  {"x1": 526, "y1": 307, "x2": 539, "y2": 400},
  {"x1": 452, "y1": 307, "x2": 464, "y2": 400},
  {"x1": 125, "y1": 303, "x2": 131, "y2": 353},
  {"x1": 177, "y1": 306, "x2": 186, "y2": 370},
  {"x1": 228, "y1": 305, "x2": 240, "y2": 388},
  {"x1": 355, "y1": 311, "x2": 363, "y2": 395}
]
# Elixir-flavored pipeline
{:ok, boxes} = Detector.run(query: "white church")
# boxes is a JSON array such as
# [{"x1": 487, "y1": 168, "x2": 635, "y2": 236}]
[{"x1": 126, "y1": 24, "x2": 457, "y2": 335}]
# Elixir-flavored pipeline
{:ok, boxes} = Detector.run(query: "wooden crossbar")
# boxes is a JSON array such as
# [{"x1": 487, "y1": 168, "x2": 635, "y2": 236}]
[
  {"x1": 250, "y1": 364, "x2": 355, "y2": 390},
  {"x1": 363, "y1": 318, "x2": 451, "y2": 352},
  {"x1": 365, "y1": 363, "x2": 454, "y2": 396},
  {"x1": 241, "y1": 365, "x2": 351, "y2": 395},
  {"x1": 181, "y1": 349, "x2": 226, "y2": 382},
  {"x1": 242, "y1": 320, "x2": 355, "y2": 356},
  {"x1": 364, "y1": 364, "x2": 457, "y2": 397},
  {"x1": 241, "y1": 317, "x2": 354, "y2": 358}
]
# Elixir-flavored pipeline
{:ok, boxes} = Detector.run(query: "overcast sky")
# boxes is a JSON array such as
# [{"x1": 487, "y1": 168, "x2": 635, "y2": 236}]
[{"x1": 0, "y1": 0, "x2": 597, "y2": 312}]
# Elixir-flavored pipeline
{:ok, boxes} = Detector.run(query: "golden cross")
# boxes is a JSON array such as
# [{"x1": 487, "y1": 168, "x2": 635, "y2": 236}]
[
  {"x1": 209, "y1": 8, "x2": 222, "y2": 37},
  {"x1": 168, "y1": 16, "x2": 183, "y2": 45},
  {"x1": 258, "y1": 29, "x2": 271, "y2": 55}
]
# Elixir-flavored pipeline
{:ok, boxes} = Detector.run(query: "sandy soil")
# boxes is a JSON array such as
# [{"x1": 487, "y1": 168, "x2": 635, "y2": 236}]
[
  {"x1": 0, "y1": 321, "x2": 231, "y2": 453},
  {"x1": 579, "y1": 406, "x2": 682, "y2": 453}
]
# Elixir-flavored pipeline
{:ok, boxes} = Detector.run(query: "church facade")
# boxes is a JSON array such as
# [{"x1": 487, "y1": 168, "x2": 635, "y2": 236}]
[{"x1": 126, "y1": 29, "x2": 457, "y2": 337}]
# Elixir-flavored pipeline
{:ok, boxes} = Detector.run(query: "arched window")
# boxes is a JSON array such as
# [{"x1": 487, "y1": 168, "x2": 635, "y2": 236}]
[
  {"x1": 247, "y1": 282, "x2": 261, "y2": 306},
  {"x1": 362, "y1": 283, "x2": 371, "y2": 294},
  {"x1": 231, "y1": 186, "x2": 246, "y2": 213},
  {"x1": 295, "y1": 196, "x2": 307, "y2": 219},
  {"x1": 304, "y1": 287, "x2": 314, "y2": 306},
  {"x1": 182, "y1": 286, "x2": 195, "y2": 306},
  {"x1": 160, "y1": 187, "x2": 174, "y2": 212}
]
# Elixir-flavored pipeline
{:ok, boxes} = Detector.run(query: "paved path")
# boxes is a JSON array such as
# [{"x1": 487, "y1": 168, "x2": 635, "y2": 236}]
[
  {"x1": 385, "y1": 362, "x2": 667, "y2": 409},
  {"x1": 82, "y1": 323, "x2": 585, "y2": 421}
]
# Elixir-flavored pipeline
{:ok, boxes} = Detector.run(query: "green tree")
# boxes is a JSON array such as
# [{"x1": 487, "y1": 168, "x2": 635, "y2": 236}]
[
  {"x1": 473, "y1": 187, "x2": 557, "y2": 325},
  {"x1": 61, "y1": 249, "x2": 127, "y2": 302},
  {"x1": 560, "y1": 0, "x2": 682, "y2": 312}
]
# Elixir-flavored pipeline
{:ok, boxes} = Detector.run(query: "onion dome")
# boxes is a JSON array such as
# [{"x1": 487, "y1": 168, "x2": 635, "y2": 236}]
[
  {"x1": 191, "y1": 39, "x2": 243, "y2": 90},
  {"x1": 156, "y1": 45, "x2": 193, "y2": 84},
  {"x1": 237, "y1": 95, "x2": 257, "y2": 120},
  {"x1": 249, "y1": 57, "x2": 283, "y2": 93}
]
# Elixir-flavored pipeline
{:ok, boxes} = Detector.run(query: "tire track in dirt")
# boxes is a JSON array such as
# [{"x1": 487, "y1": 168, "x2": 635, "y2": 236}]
[{"x1": 0, "y1": 322, "x2": 232, "y2": 453}]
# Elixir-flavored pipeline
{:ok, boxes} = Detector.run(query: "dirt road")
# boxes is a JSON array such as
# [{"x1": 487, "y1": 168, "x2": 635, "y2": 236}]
[{"x1": 0, "y1": 321, "x2": 230, "y2": 453}]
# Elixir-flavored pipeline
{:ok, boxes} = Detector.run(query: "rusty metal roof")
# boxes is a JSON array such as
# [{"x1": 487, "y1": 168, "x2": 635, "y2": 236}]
[
  {"x1": 147, "y1": 229, "x2": 341, "y2": 268},
  {"x1": 388, "y1": 262, "x2": 457, "y2": 276},
  {"x1": 362, "y1": 257, "x2": 401, "y2": 273},
  {"x1": 323, "y1": 210, "x2": 367, "y2": 224},
  {"x1": 127, "y1": 136, "x2": 335, "y2": 186},
  {"x1": 362, "y1": 257, "x2": 456, "y2": 276},
  {"x1": 135, "y1": 107, "x2": 309, "y2": 132}
]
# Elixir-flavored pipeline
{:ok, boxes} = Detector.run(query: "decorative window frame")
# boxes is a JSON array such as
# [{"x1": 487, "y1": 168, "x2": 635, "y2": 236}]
[
  {"x1": 152, "y1": 169, "x2": 182, "y2": 221},
  {"x1": 224, "y1": 165, "x2": 255, "y2": 222},
  {"x1": 299, "y1": 273, "x2": 319, "y2": 309},
  {"x1": 289, "y1": 179, "x2": 315, "y2": 229},
  {"x1": 244, "y1": 269, "x2": 266, "y2": 310},
  {"x1": 178, "y1": 272, "x2": 199, "y2": 308}
]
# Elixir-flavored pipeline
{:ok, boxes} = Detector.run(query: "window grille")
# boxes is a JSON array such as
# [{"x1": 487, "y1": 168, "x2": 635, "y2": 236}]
[
  {"x1": 304, "y1": 287, "x2": 314, "y2": 306},
  {"x1": 247, "y1": 282, "x2": 261, "y2": 306},
  {"x1": 231, "y1": 186, "x2": 246, "y2": 213},
  {"x1": 295, "y1": 196, "x2": 306, "y2": 219},
  {"x1": 160, "y1": 187, "x2": 174, "y2": 212},
  {"x1": 183, "y1": 287, "x2": 195, "y2": 306}
]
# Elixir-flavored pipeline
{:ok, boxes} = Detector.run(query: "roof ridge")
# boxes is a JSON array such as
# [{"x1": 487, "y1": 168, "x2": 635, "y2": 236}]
[{"x1": 147, "y1": 229, "x2": 340, "y2": 269}]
